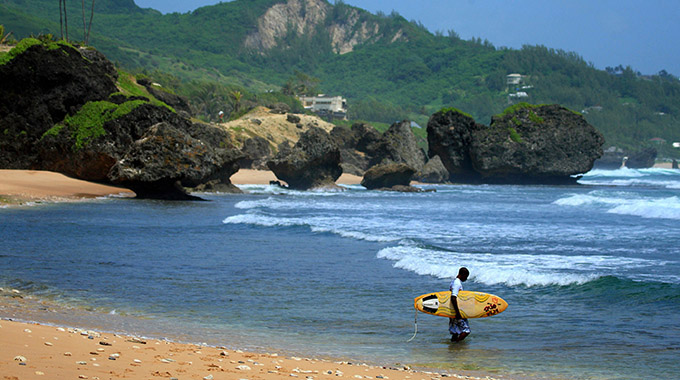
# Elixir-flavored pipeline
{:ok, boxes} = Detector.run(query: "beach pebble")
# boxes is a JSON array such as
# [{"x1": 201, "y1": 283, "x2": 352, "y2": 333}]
[
  {"x1": 57, "y1": 327, "x2": 65, "y2": 332},
  {"x1": 44, "y1": 342, "x2": 53, "y2": 346},
  {"x1": 77, "y1": 361, "x2": 87, "y2": 365},
  {"x1": 110, "y1": 353, "x2": 120, "y2": 358},
  {"x1": 35, "y1": 371, "x2": 45, "y2": 375},
  {"x1": 14, "y1": 356, "x2": 26, "y2": 362},
  {"x1": 64, "y1": 352, "x2": 72, "y2": 356},
  {"x1": 203, "y1": 376, "x2": 214, "y2": 380},
  {"x1": 79, "y1": 376, "x2": 88, "y2": 379},
  {"x1": 237, "y1": 365, "x2": 252, "y2": 371},
  {"x1": 97, "y1": 348, "x2": 105, "y2": 352},
  {"x1": 133, "y1": 359, "x2": 142, "y2": 363},
  {"x1": 220, "y1": 350, "x2": 229, "y2": 356},
  {"x1": 24, "y1": 328, "x2": 32, "y2": 333},
  {"x1": 99, "y1": 341, "x2": 112, "y2": 346}
]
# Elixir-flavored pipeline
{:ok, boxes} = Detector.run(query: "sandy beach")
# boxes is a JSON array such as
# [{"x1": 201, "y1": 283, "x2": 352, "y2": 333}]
[
  {"x1": 0, "y1": 170, "x2": 135, "y2": 206},
  {"x1": 0, "y1": 169, "x2": 363, "y2": 206},
  {"x1": 1, "y1": 318, "x2": 475, "y2": 380}
]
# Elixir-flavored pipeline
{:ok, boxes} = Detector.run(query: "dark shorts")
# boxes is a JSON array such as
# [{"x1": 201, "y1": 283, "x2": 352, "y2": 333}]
[{"x1": 449, "y1": 318, "x2": 470, "y2": 335}]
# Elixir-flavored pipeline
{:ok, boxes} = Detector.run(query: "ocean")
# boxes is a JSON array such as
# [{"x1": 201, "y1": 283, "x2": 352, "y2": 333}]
[{"x1": 1, "y1": 167, "x2": 679, "y2": 380}]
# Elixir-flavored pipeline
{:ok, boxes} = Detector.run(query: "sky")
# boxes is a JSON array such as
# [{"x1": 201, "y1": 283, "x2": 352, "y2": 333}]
[{"x1": 134, "y1": 0, "x2": 680, "y2": 76}]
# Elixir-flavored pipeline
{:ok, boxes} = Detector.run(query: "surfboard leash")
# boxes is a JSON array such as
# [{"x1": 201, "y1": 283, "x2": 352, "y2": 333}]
[{"x1": 406, "y1": 308, "x2": 418, "y2": 342}]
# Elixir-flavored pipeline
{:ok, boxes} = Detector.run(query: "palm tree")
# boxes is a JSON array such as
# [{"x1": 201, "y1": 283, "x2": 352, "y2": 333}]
[
  {"x1": 229, "y1": 90, "x2": 243, "y2": 114},
  {"x1": 81, "y1": 0, "x2": 95, "y2": 44},
  {"x1": 59, "y1": 0, "x2": 69, "y2": 41},
  {"x1": 0, "y1": 25, "x2": 13, "y2": 44}
]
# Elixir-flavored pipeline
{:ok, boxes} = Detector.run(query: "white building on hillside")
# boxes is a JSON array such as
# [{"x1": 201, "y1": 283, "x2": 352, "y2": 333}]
[{"x1": 299, "y1": 94, "x2": 348, "y2": 120}]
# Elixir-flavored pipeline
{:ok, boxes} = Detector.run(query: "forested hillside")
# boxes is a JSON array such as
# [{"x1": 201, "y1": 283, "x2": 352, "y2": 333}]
[{"x1": 1, "y1": 0, "x2": 678, "y2": 158}]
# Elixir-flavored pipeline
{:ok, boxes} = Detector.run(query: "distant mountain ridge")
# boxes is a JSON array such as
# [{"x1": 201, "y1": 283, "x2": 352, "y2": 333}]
[{"x1": 1, "y1": 0, "x2": 679, "y2": 157}]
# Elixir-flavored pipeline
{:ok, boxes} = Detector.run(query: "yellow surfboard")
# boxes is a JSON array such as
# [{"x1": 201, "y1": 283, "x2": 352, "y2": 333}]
[{"x1": 414, "y1": 291, "x2": 508, "y2": 319}]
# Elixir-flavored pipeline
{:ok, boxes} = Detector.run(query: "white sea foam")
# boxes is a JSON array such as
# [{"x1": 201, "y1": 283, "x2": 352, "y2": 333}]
[
  {"x1": 377, "y1": 245, "x2": 664, "y2": 287},
  {"x1": 607, "y1": 196, "x2": 680, "y2": 219},
  {"x1": 234, "y1": 196, "x2": 411, "y2": 212},
  {"x1": 554, "y1": 192, "x2": 680, "y2": 220},
  {"x1": 580, "y1": 168, "x2": 680, "y2": 189},
  {"x1": 235, "y1": 184, "x2": 358, "y2": 196},
  {"x1": 223, "y1": 213, "x2": 402, "y2": 242}
]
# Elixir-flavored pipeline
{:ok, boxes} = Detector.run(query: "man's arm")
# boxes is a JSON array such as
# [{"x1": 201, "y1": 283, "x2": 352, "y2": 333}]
[{"x1": 451, "y1": 295, "x2": 462, "y2": 319}]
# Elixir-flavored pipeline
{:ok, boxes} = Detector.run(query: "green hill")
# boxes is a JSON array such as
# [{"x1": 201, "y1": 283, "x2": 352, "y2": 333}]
[{"x1": 1, "y1": 0, "x2": 679, "y2": 158}]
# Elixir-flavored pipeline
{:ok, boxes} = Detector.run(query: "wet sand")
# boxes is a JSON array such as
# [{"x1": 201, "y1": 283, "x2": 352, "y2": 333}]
[{"x1": 0, "y1": 317, "x2": 495, "y2": 380}]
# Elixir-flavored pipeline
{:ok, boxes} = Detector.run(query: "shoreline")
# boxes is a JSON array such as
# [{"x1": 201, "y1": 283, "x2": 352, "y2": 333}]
[
  {"x1": 0, "y1": 170, "x2": 135, "y2": 207},
  {"x1": 0, "y1": 169, "x2": 363, "y2": 207},
  {"x1": 2, "y1": 165, "x2": 676, "y2": 206},
  {"x1": 0, "y1": 290, "x2": 506, "y2": 380}
]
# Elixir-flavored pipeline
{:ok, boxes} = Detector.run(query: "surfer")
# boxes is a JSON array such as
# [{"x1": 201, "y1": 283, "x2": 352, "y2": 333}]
[{"x1": 449, "y1": 267, "x2": 470, "y2": 342}]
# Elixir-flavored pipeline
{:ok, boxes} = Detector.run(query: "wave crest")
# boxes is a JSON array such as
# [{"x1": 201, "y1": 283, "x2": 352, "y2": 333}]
[{"x1": 377, "y1": 245, "x2": 666, "y2": 287}]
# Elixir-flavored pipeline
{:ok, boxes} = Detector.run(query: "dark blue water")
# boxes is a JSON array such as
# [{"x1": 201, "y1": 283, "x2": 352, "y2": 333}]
[{"x1": 1, "y1": 168, "x2": 679, "y2": 380}]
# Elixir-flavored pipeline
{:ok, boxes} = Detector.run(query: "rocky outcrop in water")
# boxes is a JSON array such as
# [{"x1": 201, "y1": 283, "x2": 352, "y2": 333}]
[
  {"x1": 368, "y1": 120, "x2": 427, "y2": 171},
  {"x1": 360, "y1": 162, "x2": 421, "y2": 192},
  {"x1": 267, "y1": 126, "x2": 342, "y2": 190},
  {"x1": 427, "y1": 105, "x2": 604, "y2": 184},
  {"x1": 0, "y1": 39, "x2": 243, "y2": 200},
  {"x1": 330, "y1": 120, "x2": 426, "y2": 176},
  {"x1": 414, "y1": 155, "x2": 449, "y2": 183}
]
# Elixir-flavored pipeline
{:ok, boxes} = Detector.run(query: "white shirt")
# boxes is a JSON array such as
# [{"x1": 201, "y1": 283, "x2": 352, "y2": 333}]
[{"x1": 450, "y1": 278, "x2": 463, "y2": 297}]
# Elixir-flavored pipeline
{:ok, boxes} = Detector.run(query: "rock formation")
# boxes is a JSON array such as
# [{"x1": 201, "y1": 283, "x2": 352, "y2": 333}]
[
  {"x1": 136, "y1": 78, "x2": 193, "y2": 117},
  {"x1": 414, "y1": 155, "x2": 449, "y2": 183},
  {"x1": 238, "y1": 136, "x2": 272, "y2": 170},
  {"x1": 0, "y1": 39, "x2": 243, "y2": 200},
  {"x1": 267, "y1": 127, "x2": 342, "y2": 190},
  {"x1": 243, "y1": 0, "x2": 407, "y2": 55},
  {"x1": 361, "y1": 163, "x2": 423, "y2": 192},
  {"x1": 368, "y1": 120, "x2": 427, "y2": 171},
  {"x1": 330, "y1": 120, "x2": 426, "y2": 176},
  {"x1": 0, "y1": 39, "x2": 118, "y2": 169},
  {"x1": 428, "y1": 104, "x2": 604, "y2": 184}
]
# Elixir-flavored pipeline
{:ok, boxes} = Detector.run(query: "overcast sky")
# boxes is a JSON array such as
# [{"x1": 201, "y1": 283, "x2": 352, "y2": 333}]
[{"x1": 134, "y1": 0, "x2": 680, "y2": 76}]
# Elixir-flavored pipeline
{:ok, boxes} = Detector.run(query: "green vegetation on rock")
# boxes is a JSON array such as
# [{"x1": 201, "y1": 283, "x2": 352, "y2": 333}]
[
  {"x1": 508, "y1": 127, "x2": 523, "y2": 143},
  {"x1": 438, "y1": 107, "x2": 474, "y2": 119},
  {"x1": 46, "y1": 99, "x2": 146, "y2": 150}
]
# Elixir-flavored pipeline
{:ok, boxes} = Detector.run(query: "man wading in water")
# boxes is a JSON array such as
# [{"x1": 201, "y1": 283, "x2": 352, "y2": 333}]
[{"x1": 449, "y1": 267, "x2": 470, "y2": 342}]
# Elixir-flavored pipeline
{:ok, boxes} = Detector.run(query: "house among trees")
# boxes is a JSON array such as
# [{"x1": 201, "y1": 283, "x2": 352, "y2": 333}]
[
  {"x1": 299, "y1": 94, "x2": 348, "y2": 120},
  {"x1": 506, "y1": 73, "x2": 531, "y2": 103},
  {"x1": 506, "y1": 73, "x2": 524, "y2": 86}
]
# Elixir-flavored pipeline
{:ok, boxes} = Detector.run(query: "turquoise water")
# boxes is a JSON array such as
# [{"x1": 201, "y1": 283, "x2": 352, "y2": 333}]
[{"x1": 1, "y1": 167, "x2": 679, "y2": 379}]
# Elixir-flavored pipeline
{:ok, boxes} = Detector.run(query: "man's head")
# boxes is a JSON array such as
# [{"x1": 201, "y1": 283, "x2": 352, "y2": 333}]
[{"x1": 458, "y1": 267, "x2": 469, "y2": 282}]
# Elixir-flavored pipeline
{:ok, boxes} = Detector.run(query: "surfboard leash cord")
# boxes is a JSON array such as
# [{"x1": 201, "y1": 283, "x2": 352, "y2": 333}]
[{"x1": 407, "y1": 308, "x2": 418, "y2": 342}]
